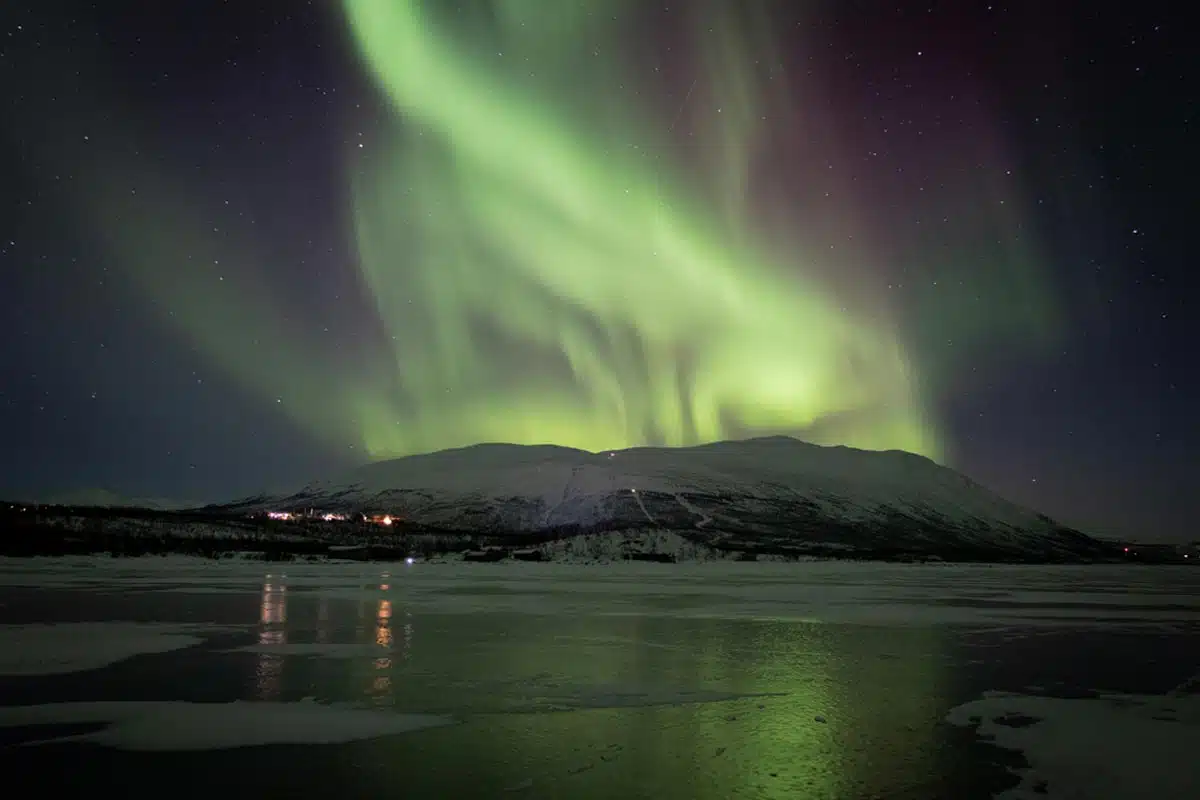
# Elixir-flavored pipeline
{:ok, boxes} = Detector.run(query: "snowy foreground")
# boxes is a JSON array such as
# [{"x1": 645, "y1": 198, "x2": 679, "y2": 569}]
[{"x1": 1, "y1": 556, "x2": 1198, "y2": 798}]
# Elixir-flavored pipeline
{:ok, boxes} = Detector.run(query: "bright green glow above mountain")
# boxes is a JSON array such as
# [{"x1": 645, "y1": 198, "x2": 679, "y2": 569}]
[
  {"x1": 340, "y1": 0, "x2": 940, "y2": 460},
  {"x1": 25, "y1": 0, "x2": 1062, "y2": 469}
]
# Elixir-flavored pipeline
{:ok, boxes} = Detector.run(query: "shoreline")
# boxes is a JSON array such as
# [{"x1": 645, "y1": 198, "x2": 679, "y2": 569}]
[{"x1": 0, "y1": 504, "x2": 1171, "y2": 566}]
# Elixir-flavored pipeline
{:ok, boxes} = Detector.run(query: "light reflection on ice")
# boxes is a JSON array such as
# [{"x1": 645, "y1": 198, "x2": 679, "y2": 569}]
[
  {"x1": 255, "y1": 577, "x2": 288, "y2": 699},
  {"x1": 373, "y1": 584, "x2": 394, "y2": 696},
  {"x1": 5, "y1": 556, "x2": 1194, "y2": 796}
]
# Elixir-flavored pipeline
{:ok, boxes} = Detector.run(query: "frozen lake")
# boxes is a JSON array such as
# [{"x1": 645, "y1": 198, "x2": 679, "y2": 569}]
[{"x1": 1, "y1": 556, "x2": 1198, "y2": 799}]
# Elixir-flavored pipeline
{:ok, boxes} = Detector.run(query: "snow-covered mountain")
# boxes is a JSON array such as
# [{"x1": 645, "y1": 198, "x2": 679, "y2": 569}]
[{"x1": 226, "y1": 437, "x2": 1110, "y2": 561}]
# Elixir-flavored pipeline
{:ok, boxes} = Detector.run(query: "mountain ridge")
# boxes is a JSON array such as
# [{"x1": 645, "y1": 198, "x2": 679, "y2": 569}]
[{"x1": 219, "y1": 436, "x2": 1109, "y2": 561}]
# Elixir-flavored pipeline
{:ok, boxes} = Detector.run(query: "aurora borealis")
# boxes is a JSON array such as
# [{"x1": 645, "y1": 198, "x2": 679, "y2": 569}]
[
  {"x1": 342, "y1": 0, "x2": 943, "y2": 459},
  {"x1": 0, "y1": 1, "x2": 1193, "y2": 538}
]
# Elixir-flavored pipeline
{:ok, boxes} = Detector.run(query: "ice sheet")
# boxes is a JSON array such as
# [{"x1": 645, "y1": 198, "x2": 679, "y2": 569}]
[
  {"x1": 464, "y1": 675, "x2": 783, "y2": 712},
  {"x1": 231, "y1": 642, "x2": 394, "y2": 659},
  {"x1": 0, "y1": 699, "x2": 453, "y2": 750},
  {"x1": 3, "y1": 556, "x2": 1196, "y2": 628}
]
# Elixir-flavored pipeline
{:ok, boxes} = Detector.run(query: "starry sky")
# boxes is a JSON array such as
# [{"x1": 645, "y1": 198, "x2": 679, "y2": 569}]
[{"x1": 0, "y1": 1, "x2": 1194, "y2": 541}]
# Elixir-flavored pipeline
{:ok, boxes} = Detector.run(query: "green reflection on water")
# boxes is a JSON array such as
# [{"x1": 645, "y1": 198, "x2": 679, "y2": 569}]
[{"x1": 254, "y1": 577, "x2": 957, "y2": 799}]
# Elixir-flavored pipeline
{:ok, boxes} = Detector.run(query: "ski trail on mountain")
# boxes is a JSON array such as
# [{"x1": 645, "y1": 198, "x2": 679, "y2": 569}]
[
  {"x1": 674, "y1": 493, "x2": 713, "y2": 529},
  {"x1": 632, "y1": 490, "x2": 657, "y2": 525},
  {"x1": 540, "y1": 466, "x2": 579, "y2": 526}
]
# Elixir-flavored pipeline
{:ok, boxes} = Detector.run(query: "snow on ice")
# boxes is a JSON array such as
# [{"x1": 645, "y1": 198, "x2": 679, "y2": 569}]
[
  {"x1": 946, "y1": 690, "x2": 1200, "y2": 799},
  {"x1": 0, "y1": 621, "x2": 206, "y2": 676}
]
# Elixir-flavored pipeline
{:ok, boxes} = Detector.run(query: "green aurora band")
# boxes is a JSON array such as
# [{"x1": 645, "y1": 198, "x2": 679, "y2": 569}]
[
  {"x1": 14, "y1": 0, "x2": 1060, "y2": 467},
  {"x1": 341, "y1": 0, "x2": 940, "y2": 460}
]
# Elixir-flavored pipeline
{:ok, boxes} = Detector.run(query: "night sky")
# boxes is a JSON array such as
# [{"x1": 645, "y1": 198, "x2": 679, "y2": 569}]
[{"x1": 0, "y1": 1, "x2": 1194, "y2": 541}]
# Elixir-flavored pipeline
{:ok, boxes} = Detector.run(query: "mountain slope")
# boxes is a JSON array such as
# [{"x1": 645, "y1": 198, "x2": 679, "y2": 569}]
[{"x1": 229, "y1": 437, "x2": 1109, "y2": 561}]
